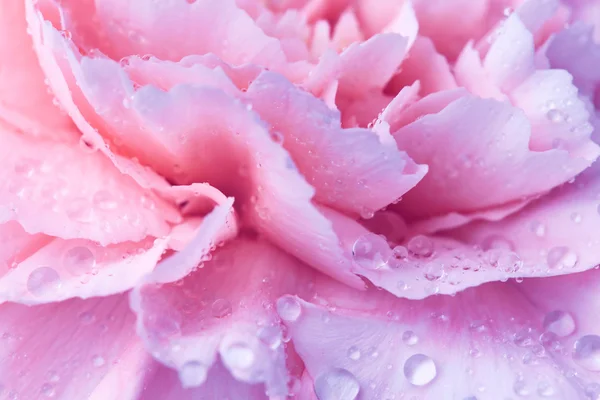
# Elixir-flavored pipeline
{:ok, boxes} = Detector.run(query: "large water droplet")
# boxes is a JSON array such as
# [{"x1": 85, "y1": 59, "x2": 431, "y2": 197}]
[
  {"x1": 547, "y1": 247, "x2": 578, "y2": 269},
  {"x1": 407, "y1": 236, "x2": 434, "y2": 257},
  {"x1": 179, "y1": 361, "x2": 208, "y2": 388},
  {"x1": 314, "y1": 368, "x2": 360, "y2": 400},
  {"x1": 537, "y1": 381, "x2": 555, "y2": 397},
  {"x1": 222, "y1": 342, "x2": 255, "y2": 370},
  {"x1": 543, "y1": 310, "x2": 576, "y2": 337},
  {"x1": 257, "y1": 325, "x2": 281, "y2": 349},
  {"x1": 513, "y1": 379, "x2": 531, "y2": 396},
  {"x1": 277, "y1": 296, "x2": 301, "y2": 322},
  {"x1": 211, "y1": 299, "x2": 232, "y2": 318},
  {"x1": 62, "y1": 246, "x2": 96, "y2": 275},
  {"x1": 351, "y1": 233, "x2": 390, "y2": 269},
  {"x1": 573, "y1": 335, "x2": 600, "y2": 371},
  {"x1": 27, "y1": 267, "x2": 62, "y2": 297},
  {"x1": 403, "y1": 354, "x2": 437, "y2": 386}
]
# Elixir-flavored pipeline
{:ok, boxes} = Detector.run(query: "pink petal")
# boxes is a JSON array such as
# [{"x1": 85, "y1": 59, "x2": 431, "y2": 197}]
[
  {"x1": 0, "y1": 0, "x2": 74, "y2": 141},
  {"x1": 0, "y1": 125, "x2": 176, "y2": 244},
  {"x1": 546, "y1": 22, "x2": 600, "y2": 100},
  {"x1": 0, "y1": 294, "x2": 150, "y2": 399},
  {"x1": 25, "y1": 0, "x2": 179, "y2": 194},
  {"x1": 138, "y1": 360, "x2": 269, "y2": 400},
  {"x1": 450, "y1": 162, "x2": 600, "y2": 279},
  {"x1": 331, "y1": 10, "x2": 365, "y2": 51},
  {"x1": 337, "y1": 33, "x2": 408, "y2": 100},
  {"x1": 1, "y1": 235, "x2": 167, "y2": 305},
  {"x1": 454, "y1": 41, "x2": 508, "y2": 100},
  {"x1": 280, "y1": 270, "x2": 600, "y2": 399},
  {"x1": 387, "y1": 36, "x2": 458, "y2": 97},
  {"x1": 131, "y1": 237, "x2": 315, "y2": 396},
  {"x1": 392, "y1": 92, "x2": 599, "y2": 220},
  {"x1": 245, "y1": 71, "x2": 427, "y2": 216}
]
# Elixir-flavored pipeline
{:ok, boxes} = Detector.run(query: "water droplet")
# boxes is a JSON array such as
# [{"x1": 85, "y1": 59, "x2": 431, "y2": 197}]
[
  {"x1": 573, "y1": 335, "x2": 600, "y2": 371},
  {"x1": 571, "y1": 212, "x2": 582, "y2": 223},
  {"x1": 62, "y1": 246, "x2": 96, "y2": 275},
  {"x1": 513, "y1": 379, "x2": 531, "y2": 396},
  {"x1": 257, "y1": 325, "x2": 281, "y2": 349},
  {"x1": 41, "y1": 383, "x2": 56, "y2": 398},
  {"x1": 407, "y1": 236, "x2": 434, "y2": 258},
  {"x1": 537, "y1": 381, "x2": 555, "y2": 397},
  {"x1": 222, "y1": 342, "x2": 255, "y2": 370},
  {"x1": 347, "y1": 346, "x2": 361, "y2": 361},
  {"x1": 27, "y1": 267, "x2": 62, "y2": 297},
  {"x1": 403, "y1": 354, "x2": 437, "y2": 386},
  {"x1": 93, "y1": 191, "x2": 118, "y2": 211},
  {"x1": 78, "y1": 311, "x2": 96, "y2": 325},
  {"x1": 547, "y1": 247, "x2": 578, "y2": 269},
  {"x1": 481, "y1": 235, "x2": 514, "y2": 251},
  {"x1": 314, "y1": 368, "x2": 360, "y2": 400},
  {"x1": 547, "y1": 109, "x2": 567, "y2": 123},
  {"x1": 351, "y1": 233, "x2": 390, "y2": 269},
  {"x1": 503, "y1": 6, "x2": 513, "y2": 16},
  {"x1": 179, "y1": 361, "x2": 208, "y2": 388},
  {"x1": 402, "y1": 330, "x2": 419, "y2": 346},
  {"x1": 66, "y1": 198, "x2": 93, "y2": 223},
  {"x1": 531, "y1": 221, "x2": 546, "y2": 237},
  {"x1": 277, "y1": 296, "x2": 301, "y2": 322},
  {"x1": 92, "y1": 355, "x2": 105, "y2": 367},
  {"x1": 543, "y1": 310, "x2": 576, "y2": 337},
  {"x1": 424, "y1": 262, "x2": 445, "y2": 281},
  {"x1": 211, "y1": 299, "x2": 232, "y2": 318}
]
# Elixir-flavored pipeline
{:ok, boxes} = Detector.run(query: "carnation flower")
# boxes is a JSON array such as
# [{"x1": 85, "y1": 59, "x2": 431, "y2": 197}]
[{"x1": 1, "y1": 0, "x2": 600, "y2": 398}]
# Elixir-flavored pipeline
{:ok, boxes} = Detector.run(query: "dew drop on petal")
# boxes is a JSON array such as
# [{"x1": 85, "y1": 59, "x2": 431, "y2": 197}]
[
  {"x1": 546, "y1": 108, "x2": 567, "y2": 123},
  {"x1": 352, "y1": 233, "x2": 390, "y2": 269},
  {"x1": 513, "y1": 379, "x2": 531, "y2": 396},
  {"x1": 402, "y1": 330, "x2": 419, "y2": 346},
  {"x1": 211, "y1": 298, "x2": 232, "y2": 318},
  {"x1": 543, "y1": 310, "x2": 576, "y2": 337},
  {"x1": 573, "y1": 335, "x2": 600, "y2": 371},
  {"x1": 547, "y1": 247, "x2": 578, "y2": 269},
  {"x1": 93, "y1": 190, "x2": 119, "y2": 211},
  {"x1": 27, "y1": 267, "x2": 62, "y2": 297},
  {"x1": 407, "y1": 236, "x2": 434, "y2": 258},
  {"x1": 537, "y1": 381, "x2": 555, "y2": 397},
  {"x1": 277, "y1": 296, "x2": 301, "y2": 322},
  {"x1": 314, "y1": 368, "x2": 360, "y2": 400},
  {"x1": 179, "y1": 361, "x2": 208, "y2": 388},
  {"x1": 62, "y1": 246, "x2": 96, "y2": 275},
  {"x1": 347, "y1": 346, "x2": 361, "y2": 361},
  {"x1": 257, "y1": 325, "x2": 282, "y2": 349},
  {"x1": 222, "y1": 342, "x2": 255, "y2": 370},
  {"x1": 403, "y1": 354, "x2": 437, "y2": 386},
  {"x1": 92, "y1": 355, "x2": 105, "y2": 367}
]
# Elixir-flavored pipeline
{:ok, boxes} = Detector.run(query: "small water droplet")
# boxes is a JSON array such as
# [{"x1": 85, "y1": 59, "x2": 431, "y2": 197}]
[
  {"x1": 543, "y1": 310, "x2": 576, "y2": 337},
  {"x1": 531, "y1": 221, "x2": 546, "y2": 237},
  {"x1": 78, "y1": 311, "x2": 96, "y2": 325},
  {"x1": 211, "y1": 299, "x2": 232, "y2": 318},
  {"x1": 62, "y1": 246, "x2": 96, "y2": 275},
  {"x1": 573, "y1": 335, "x2": 600, "y2": 371},
  {"x1": 403, "y1": 354, "x2": 437, "y2": 386},
  {"x1": 257, "y1": 325, "x2": 281, "y2": 349},
  {"x1": 352, "y1": 233, "x2": 390, "y2": 269},
  {"x1": 222, "y1": 342, "x2": 255, "y2": 370},
  {"x1": 27, "y1": 267, "x2": 62, "y2": 297},
  {"x1": 402, "y1": 330, "x2": 418, "y2": 346},
  {"x1": 92, "y1": 355, "x2": 105, "y2": 367},
  {"x1": 314, "y1": 368, "x2": 360, "y2": 400},
  {"x1": 347, "y1": 346, "x2": 361, "y2": 361},
  {"x1": 277, "y1": 296, "x2": 301, "y2": 322},
  {"x1": 513, "y1": 379, "x2": 531, "y2": 396},
  {"x1": 41, "y1": 383, "x2": 56, "y2": 398},
  {"x1": 571, "y1": 212, "x2": 582, "y2": 223},
  {"x1": 547, "y1": 247, "x2": 578, "y2": 269},
  {"x1": 179, "y1": 361, "x2": 208, "y2": 388},
  {"x1": 93, "y1": 191, "x2": 118, "y2": 211},
  {"x1": 407, "y1": 236, "x2": 434, "y2": 258},
  {"x1": 537, "y1": 381, "x2": 555, "y2": 397},
  {"x1": 547, "y1": 109, "x2": 567, "y2": 123}
]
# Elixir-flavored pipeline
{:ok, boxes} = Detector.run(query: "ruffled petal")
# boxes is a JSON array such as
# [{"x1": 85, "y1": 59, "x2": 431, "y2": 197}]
[
  {"x1": 0, "y1": 125, "x2": 177, "y2": 244},
  {"x1": 131, "y1": 234, "x2": 314, "y2": 396},
  {"x1": 280, "y1": 269, "x2": 600, "y2": 399},
  {"x1": 0, "y1": 0, "x2": 74, "y2": 140},
  {"x1": 450, "y1": 162, "x2": 600, "y2": 278},
  {"x1": 0, "y1": 294, "x2": 149, "y2": 399},
  {"x1": 391, "y1": 92, "x2": 599, "y2": 220},
  {"x1": 246, "y1": 71, "x2": 427, "y2": 215},
  {"x1": 1, "y1": 233, "x2": 167, "y2": 305}
]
